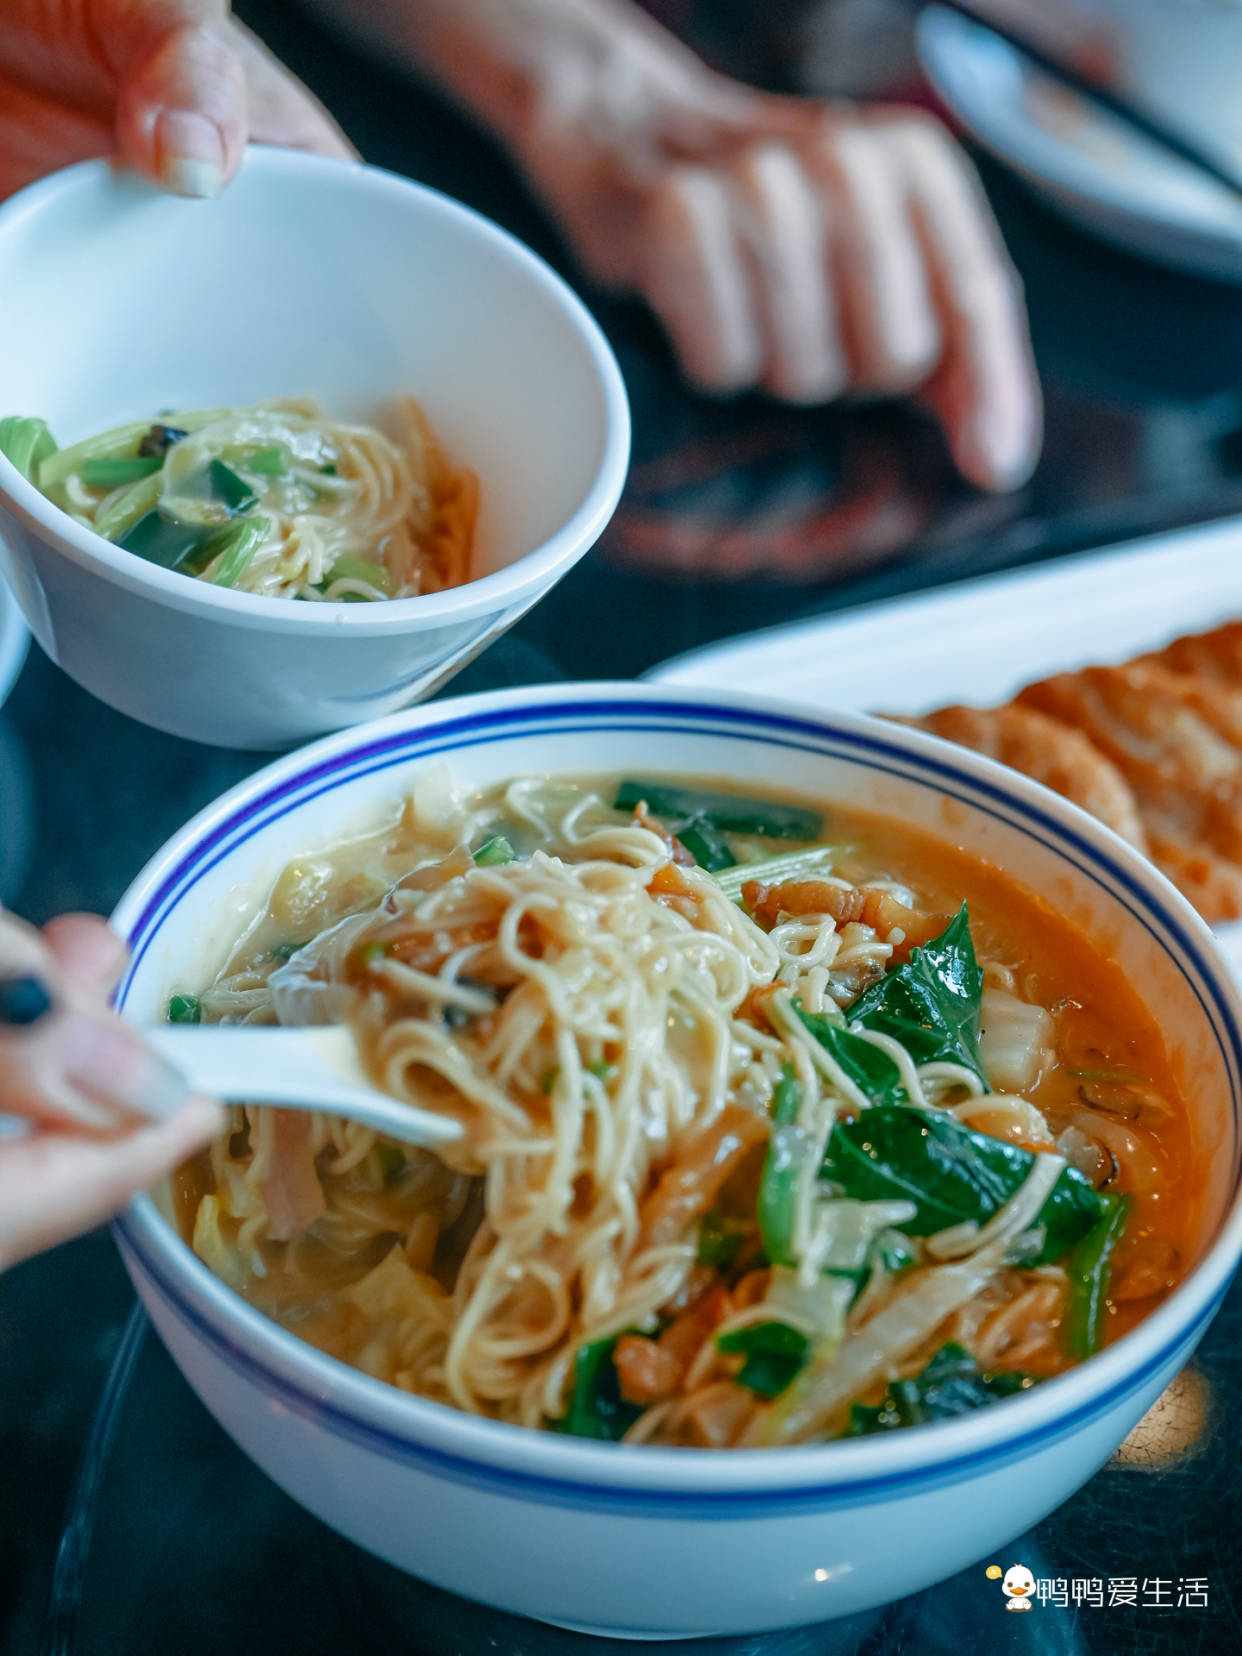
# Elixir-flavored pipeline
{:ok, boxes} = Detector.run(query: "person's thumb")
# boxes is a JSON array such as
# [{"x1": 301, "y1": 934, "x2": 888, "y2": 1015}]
[{"x1": 113, "y1": 15, "x2": 246, "y2": 197}]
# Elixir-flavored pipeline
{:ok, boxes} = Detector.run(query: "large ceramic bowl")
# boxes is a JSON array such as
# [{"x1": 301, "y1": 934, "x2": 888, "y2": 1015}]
[
  {"x1": 109, "y1": 685, "x2": 1242, "y2": 1637},
  {"x1": 0, "y1": 153, "x2": 629, "y2": 748}
]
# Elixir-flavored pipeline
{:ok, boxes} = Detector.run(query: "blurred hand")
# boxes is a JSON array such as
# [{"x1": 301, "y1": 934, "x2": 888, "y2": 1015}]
[
  {"x1": 0, "y1": 0, "x2": 355, "y2": 203},
  {"x1": 0, "y1": 909, "x2": 223, "y2": 1271},
  {"x1": 508, "y1": 18, "x2": 1041, "y2": 491}
]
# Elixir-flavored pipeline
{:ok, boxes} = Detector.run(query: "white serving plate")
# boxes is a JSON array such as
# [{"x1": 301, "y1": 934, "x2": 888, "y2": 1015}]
[
  {"x1": 649, "y1": 515, "x2": 1242, "y2": 970},
  {"x1": 916, "y1": 5, "x2": 1242, "y2": 284}
]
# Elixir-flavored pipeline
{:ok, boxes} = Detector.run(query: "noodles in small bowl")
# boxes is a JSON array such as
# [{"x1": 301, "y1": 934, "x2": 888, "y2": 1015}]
[
  {"x1": 2, "y1": 396, "x2": 476, "y2": 602},
  {"x1": 110, "y1": 685, "x2": 1242, "y2": 1636},
  {"x1": 0, "y1": 152, "x2": 628, "y2": 745}
]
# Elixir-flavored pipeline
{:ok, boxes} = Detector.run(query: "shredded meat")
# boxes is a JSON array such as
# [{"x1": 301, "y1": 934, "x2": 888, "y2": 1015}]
[
  {"x1": 639, "y1": 1105, "x2": 768, "y2": 1254},
  {"x1": 742, "y1": 877, "x2": 942, "y2": 949},
  {"x1": 614, "y1": 1284, "x2": 731, "y2": 1405},
  {"x1": 1111, "y1": 1235, "x2": 1181, "y2": 1302},
  {"x1": 259, "y1": 1109, "x2": 326, "y2": 1241},
  {"x1": 648, "y1": 861, "x2": 699, "y2": 906},
  {"x1": 632, "y1": 801, "x2": 695, "y2": 865}
]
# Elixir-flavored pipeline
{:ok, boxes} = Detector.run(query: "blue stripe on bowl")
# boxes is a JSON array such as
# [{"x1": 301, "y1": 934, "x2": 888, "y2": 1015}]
[
  {"x1": 113, "y1": 1215, "x2": 1222, "y2": 1518},
  {"x1": 112, "y1": 694, "x2": 1242, "y2": 1514}
]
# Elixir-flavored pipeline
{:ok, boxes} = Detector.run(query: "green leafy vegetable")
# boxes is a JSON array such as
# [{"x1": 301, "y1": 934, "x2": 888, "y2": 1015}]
[
  {"x1": 845, "y1": 1343, "x2": 1031, "y2": 1435},
  {"x1": 1066, "y1": 1192, "x2": 1130, "y2": 1359},
  {"x1": 757, "y1": 1063, "x2": 803, "y2": 1268},
  {"x1": 795, "y1": 1005, "x2": 907, "y2": 1108},
  {"x1": 614, "y1": 780, "x2": 822, "y2": 841},
  {"x1": 93, "y1": 470, "x2": 164, "y2": 541},
  {"x1": 558, "y1": 1337, "x2": 642, "y2": 1440},
  {"x1": 210, "y1": 516, "x2": 269, "y2": 587},
  {"x1": 588, "y1": 1059, "x2": 616, "y2": 1082},
  {"x1": 117, "y1": 509, "x2": 217, "y2": 571},
  {"x1": 323, "y1": 554, "x2": 391, "y2": 594},
  {"x1": 0, "y1": 416, "x2": 58, "y2": 481},
  {"x1": 269, "y1": 941, "x2": 305, "y2": 963},
  {"x1": 847, "y1": 906, "x2": 987, "y2": 1086},
  {"x1": 245, "y1": 445, "x2": 287, "y2": 475},
  {"x1": 38, "y1": 407, "x2": 229, "y2": 489},
  {"x1": 823, "y1": 1105, "x2": 1104, "y2": 1263},
  {"x1": 717, "y1": 1322, "x2": 810, "y2": 1397},
  {"x1": 80, "y1": 455, "x2": 162, "y2": 488},
  {"x1": 677, "y1": 816, "x2": 736, "y2": 873},
  {"x1": 473, "y1": 834, "x2": 516, "y2": 866},
  {"x1": 873, "y1": 1231, "x2": 918, "y2": 1276},
  {"x1": 207, "y1": 458, "x2": 258, "y2": 515},
  {"x1": 355, "y1": 939, "x2": 389, "y2": 969},
  {"x1": 166, "y1": 993, "x2": 201, "y2": 1024},
  {"x1": 374, "y1": 1143, "x2": 407, "y2": 1182}
]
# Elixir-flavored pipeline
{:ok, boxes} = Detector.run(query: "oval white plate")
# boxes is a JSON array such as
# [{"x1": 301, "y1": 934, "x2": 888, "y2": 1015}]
[{"x1": 917, "y1": 4, "x2": 1242, "y2": 283}]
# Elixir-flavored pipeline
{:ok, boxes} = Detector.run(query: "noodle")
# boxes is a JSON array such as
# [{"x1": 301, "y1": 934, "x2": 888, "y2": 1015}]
[
  {"x1": 33, "y1": 395, "x2": 476, "y2": 601},
  {"x1": 171, "y1": 774, "x2": 1194, "y2": 1447}
]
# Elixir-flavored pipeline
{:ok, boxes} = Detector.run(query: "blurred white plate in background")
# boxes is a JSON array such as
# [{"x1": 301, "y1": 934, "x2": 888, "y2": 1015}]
[
  {"x1": 916, "y1": 4, "x2": 1242, "y2": 283},
  {"x1": 0, "y1": 579, "x2": 28, "y2": 711}
]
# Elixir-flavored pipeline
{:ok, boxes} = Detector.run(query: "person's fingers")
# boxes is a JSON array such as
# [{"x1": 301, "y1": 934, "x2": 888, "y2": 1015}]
[
  {"x1": 41, "y1": 914, "x2": 128, "y2": 995},
  {"x1": 807, "y1": 122, "x2": 942, "y2": 394},
  {"x1": 0, "y1": 70, "x2": 114, "y2": 201},
  {"x1": 639, "y1": 163, "x2": 763, "y2": 392},
  {"x1": 0, "y1": 1094, "x2": 224, "y2": 1272},
  {"x1": 0, "y1": 909, "x2": 189, "y2": 1132},
  {"x1": 114, "y1": 19, "x2": 247, "y2": 197},
  {"x1": 729, "y1": 142, "x2": 849, "y2": 403},
  {"x1": 891, "y1": 114, "x2": 1042, "y2": 491},
  {"x1": 229, "y1": 21, "x2": 358, "y2": 161},
  {"x1": 685, "y1": 69, "x2": 846, "y2": 149}
]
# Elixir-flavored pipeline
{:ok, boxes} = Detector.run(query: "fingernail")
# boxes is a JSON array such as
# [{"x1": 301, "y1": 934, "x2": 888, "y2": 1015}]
[
  {"x1": 977, "y1": 418, "x2": 1038, "y2": 491},
  {"x1": 0, "y1": 975, "x2": 53, "y2": 1027},
  {"x1": 60, "y1": 1015, "x2": 191, "y2": 1121},
  {"x1": 156, "y1": 110, "x2": 225, "y2": 199}
]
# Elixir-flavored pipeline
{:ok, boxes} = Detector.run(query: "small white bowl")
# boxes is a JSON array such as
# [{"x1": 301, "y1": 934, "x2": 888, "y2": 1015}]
[
  {"x1": 109, "y1": 685, "x2": 1242, "y2": 1637},
  {"x1": 0, "y1": 153, "x2": 629, "y2": 748}
]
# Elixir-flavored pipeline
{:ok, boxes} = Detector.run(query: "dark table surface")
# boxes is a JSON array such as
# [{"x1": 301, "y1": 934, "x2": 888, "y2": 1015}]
[{"x1": 5, "y1": 5, "x2": 1242, "y2": 1653}]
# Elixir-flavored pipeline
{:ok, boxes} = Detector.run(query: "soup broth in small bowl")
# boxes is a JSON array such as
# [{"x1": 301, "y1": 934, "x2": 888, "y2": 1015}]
[{"x1": 110, "y1": 684, "x2": 1242, "y2": 1637}]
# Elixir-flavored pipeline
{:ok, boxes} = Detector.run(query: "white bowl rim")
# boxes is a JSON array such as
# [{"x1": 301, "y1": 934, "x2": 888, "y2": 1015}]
[
  {"x1": 0, "y1": 151, "x2": 631, "y2": 636},
  {"x1": 111, "y1": 682, "x2": 1242, "y2": 1508}
]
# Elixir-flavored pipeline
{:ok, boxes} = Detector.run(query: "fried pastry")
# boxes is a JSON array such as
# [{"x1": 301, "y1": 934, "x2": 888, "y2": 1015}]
[
  {"x1": 1019, "y1": 663, "x2": 1242, "y2": 921},
  {"x1": 1142, "y1": 620, "x2": 1242, "y2": 688},
  {"x1": 898, "y1": 703, "x2": 1148, "y2": 850}
]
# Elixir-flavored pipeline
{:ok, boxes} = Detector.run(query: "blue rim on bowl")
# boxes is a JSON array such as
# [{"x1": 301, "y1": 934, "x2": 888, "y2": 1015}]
[{"x1": 110, "y1": 685, "x2": 1242, "y2": 1515}]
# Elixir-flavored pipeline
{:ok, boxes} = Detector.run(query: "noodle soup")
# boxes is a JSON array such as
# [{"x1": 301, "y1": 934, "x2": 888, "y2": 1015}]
[
  {"x1": 0, "y1": 397, "x2": 475, "y2": 601},
  {"x1": 171, "y1": 771, "x2": 1197, "y2": 1448}
]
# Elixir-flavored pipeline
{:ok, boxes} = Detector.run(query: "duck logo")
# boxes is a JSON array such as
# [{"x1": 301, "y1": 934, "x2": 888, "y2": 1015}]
[{"x1": 1000, "y1": 1564, "x2": 1037, "y2": 1611}]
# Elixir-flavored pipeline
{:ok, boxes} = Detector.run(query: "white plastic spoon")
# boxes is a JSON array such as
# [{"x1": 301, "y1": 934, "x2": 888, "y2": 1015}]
[{"x1": 145, "y1": 1024, "x2": 464, "y2": 1149}]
